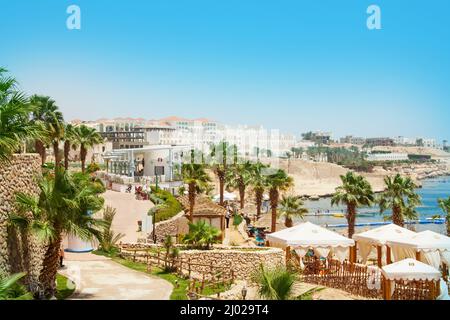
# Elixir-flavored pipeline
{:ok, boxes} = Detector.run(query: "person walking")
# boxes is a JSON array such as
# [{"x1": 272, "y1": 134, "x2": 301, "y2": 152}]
[
  {"x1": 225, "y1": 208, "x2": 231, "y2": 229},
  {"x1": 59, "y1": 246, "x2": 65, "y2": 268}
]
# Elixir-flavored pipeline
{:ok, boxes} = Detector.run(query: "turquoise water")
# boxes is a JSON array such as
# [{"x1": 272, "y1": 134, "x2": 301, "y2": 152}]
[{"x1": 300, "y1": 175, "x2": 450, "y2": 234}]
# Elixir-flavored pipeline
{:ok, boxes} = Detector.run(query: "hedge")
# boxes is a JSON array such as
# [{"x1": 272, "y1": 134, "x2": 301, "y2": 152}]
[{"x1": 150, "y1": 187, "x2": 183, "y2": 222}]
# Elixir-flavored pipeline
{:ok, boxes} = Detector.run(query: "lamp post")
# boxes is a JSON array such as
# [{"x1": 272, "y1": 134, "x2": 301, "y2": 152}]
[{"x1": 152, "y1": 209, "x2": 157, "y2": 244}]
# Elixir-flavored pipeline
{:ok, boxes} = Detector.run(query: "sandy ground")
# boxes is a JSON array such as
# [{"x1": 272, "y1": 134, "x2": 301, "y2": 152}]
[
  {"x1": 102, "y1": 190, "x2": 154, "y2": 243},
  {"x1": 262, "y1": 158, "x2": 388, "y2": 197},
  {"x1": 60, "y1": 252, "x2": 173, "y2": 300},
  {"x1": 240, "y1": 281, "x2": 368, "y2": 300}
]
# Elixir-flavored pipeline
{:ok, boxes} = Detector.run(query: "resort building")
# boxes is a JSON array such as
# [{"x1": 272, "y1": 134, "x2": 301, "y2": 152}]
[
  {"x1": 102, "y1": 145, "x2": 190, "y2": 183},
  {"x1": 365, "y1": 137, "x2": 395, "y2": 147},
  {"x1": 340, "y1": 135, "x2": 366, "y2": 145},
  {"x1": 136, "y1": 124, "x2": 179, "y2": 145},
  {"x1": 416, "y1": 138, "x2": 437, "y2": 148},
  {"x1": 303, "y1": 131, "x2": 333, "y2": 145},
  {"x1": 366, "y1": 152, "x2": 409, "y2": 162},
  {"x1": 100, "y1": 130, "x2": 148, "y2": 149},
  {"x1": 393, "y1": 136, "x2": 417, "y2": 146}
]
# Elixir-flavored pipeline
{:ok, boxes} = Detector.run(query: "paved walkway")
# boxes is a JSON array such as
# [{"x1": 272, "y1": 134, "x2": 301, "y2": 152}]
[{"x1": 60, "y1": 253, "x2": 173, "y2": 300}]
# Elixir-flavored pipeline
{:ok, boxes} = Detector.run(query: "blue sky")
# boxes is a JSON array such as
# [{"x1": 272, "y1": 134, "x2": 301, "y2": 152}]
[{"x1": 1, "y1": 0, "x2": 449, "y2": 141}]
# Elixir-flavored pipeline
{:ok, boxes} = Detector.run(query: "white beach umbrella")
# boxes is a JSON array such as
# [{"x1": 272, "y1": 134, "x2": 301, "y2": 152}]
[
  {"x1": 213, "y1": 191, "x2": 237, "y2": 202},
  {"x1": 381, "y1": 258, "x2": 441, "y2": 281}
]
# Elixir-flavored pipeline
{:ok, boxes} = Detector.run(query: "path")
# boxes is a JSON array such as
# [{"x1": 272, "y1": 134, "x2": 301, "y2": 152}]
[
  {"x1": 102, "y1": 190, "x2": 154, "y2": 243},
  {"x1": 59, "y1": 252, "x2": 173, "y2": 300}
]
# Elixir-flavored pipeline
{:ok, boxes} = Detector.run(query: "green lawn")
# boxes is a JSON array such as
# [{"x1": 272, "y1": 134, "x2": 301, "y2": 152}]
[
  {"x1": 56, "y1": 273, "x2": 75, "y2": 300},
  {"x1": 93, "y1": 249, "x2": 229, "y2": 300}
]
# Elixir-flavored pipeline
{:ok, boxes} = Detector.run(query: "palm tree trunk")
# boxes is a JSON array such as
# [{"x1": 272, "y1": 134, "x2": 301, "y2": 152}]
[
  {"x1": 392, "y1": 205, "x2": 404, "y2": 226},
  {"x1": 35, "y1": 140, "x2": 46, "y2": 165},
  {"x1": 80, "y1": 145, "x2": 87, "y2": 173},
  {"x1": 188, "y1": 183, "x2": 196, "y2": 222},
  {"x1": 239, "y1": 181, "x2": 245, "y2": 209},
  {"x1": 219, "y1": 174, "x2": 225, "y2": 206},
  {"x1": 52, "y1": 141, "x2": 60, "y2": 167},
  {"x1": 346, "y1": 203, "x2": 356, "y2": 238},
  {"x1": 270, "y1": 188, "x2": 279, "y2": 232},
  {"x1": 255, "y1": 189, "x2": 263, "y2": 218},
  {"x1": 39, "y1": 233, "x2": 62, "y2": 297},
  {"x1": 285, "y1": 217, "x2": 293, "y2": 228},
  {"x1": 446, "y1": 215, "x2": 450, "y2": 237},
  {"x1": 64, "y1": 141, "x2": 70, "y2": 170}
]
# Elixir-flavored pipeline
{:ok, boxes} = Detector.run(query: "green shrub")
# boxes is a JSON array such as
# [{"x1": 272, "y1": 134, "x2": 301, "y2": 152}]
[
  {"x1": 149, "y1": 187, "x2": 183, "y2": 222},
  {"x1": 252, "y1": 264, "x2": 296, "y2": 300},
  {"x1": 0, "y1": 273, "x2": 33, "y2": 300},
  {"x1": 182, "y1": 220, "x2": 221, "y2": 250},
  {"x1": 86, "y1": 162, "x2": 101, "y2": 173}
]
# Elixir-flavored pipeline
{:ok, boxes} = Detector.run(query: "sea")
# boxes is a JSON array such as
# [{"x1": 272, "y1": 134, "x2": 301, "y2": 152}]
[{"x1": 299, "y1": 175, "x2": 450, "y2": 234}]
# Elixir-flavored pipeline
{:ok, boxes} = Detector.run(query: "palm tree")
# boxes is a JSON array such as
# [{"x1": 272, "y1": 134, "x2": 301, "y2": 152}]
[
  {"x1": 63, "y1": 123, "x2": 77, "y2": 170},
  {"x1": 252, "y1": 264, "x2": 296, "y2": 300},
  {"x1": 72, "y1": 125, "x2": 103, "y2": 173},
  {"x1": 438, "y1": 196, "x2": 450, "y2": 236},
  {"x1": 331, "y1": 172, "x2": 374, "y2": 238},
  {"x1": 209, "y1": 141, "x2": 233, "y2": 206},
  {"x1": 278, "y1": 195, "x2": 308, "y2": 228},
  {"x1": 11, "y1": 169, "x2": 104, "y2": 297},
  {"x1": 0, "y1": 272, "x2": 33, "y2": 300},
  {"x1": 249, "y1": 162, "x2": 268, "y2": 218},
  {"x1": 0, "y1": 68, "x2": 40, "y2": 163},
  {"x1": 226, "y1": 160, "x2": 253, "y2": 209},
  {"x1": 97, "y1": 206, "x2": 125, "y2": 254},
  {"x1": 30, "y1": 95, "x2": 64, "y2": 166},
  {"x1": 378, "y1": 174, "x2": 421, "y2": 227},
  {"x1": 266, "y1": 169, "x2": 294, "y2": 232},
  {"x1": 182, "y1": 220, "x2": 221, "y2": 250},
  {"x1": 181, "y1": 163, "x2": 211, "y2": 222}
]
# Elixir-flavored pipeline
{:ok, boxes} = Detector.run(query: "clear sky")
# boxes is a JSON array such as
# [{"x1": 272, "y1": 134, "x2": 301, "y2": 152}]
[{"x1": 1, "y1": 0, "x2": 449, "y2": 141}]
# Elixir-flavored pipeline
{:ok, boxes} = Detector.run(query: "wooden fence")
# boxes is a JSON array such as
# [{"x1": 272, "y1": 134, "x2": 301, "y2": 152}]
[
  {"x1": 294, "y1": 255, "x2": 440, "y2": 300},
  {"x1": 119, "y1": 247, "x2": 234, "y2": 298},
  {"x1": 299, "y1": 256, "x2": 383, "y2": 299}
]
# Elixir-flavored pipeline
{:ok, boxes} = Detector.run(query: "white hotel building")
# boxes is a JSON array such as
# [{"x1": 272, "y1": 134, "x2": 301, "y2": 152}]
[{"x1": 366, "y1": 152, "x2": 409, "y2": 162}]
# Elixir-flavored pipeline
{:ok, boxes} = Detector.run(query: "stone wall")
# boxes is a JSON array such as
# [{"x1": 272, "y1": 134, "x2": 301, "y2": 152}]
[
  {"x1": 119, "y1": 243, "x2": 284, "y2": 281},
  {"x1": 0, "y1": 154, "x2": 44, "y2": 284},
  {"x1": 178, "y1": 247, "x2": 285, "y2": 280},
  {"x1": 148, "y1": 211, "x2": 189, "y2": 243}
]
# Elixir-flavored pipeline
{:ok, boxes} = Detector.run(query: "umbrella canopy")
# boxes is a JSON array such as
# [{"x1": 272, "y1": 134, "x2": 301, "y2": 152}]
[
  {"x1": 386, "y1": 230, "x2": 450, "y2": 268},
  {"x1": 267, "y1": 221, "x2": 354, "y2": 263},
  {"x1": 352, "y1": 223, "x2": 416, "y2": 246},
  {"x1": 267, "y1": 221, "x2": 354, "y2": 248},
  {"x1": 213, "y1": 191, "x2": 237, "y2": 202},
  {"x1": 387, "y1": 230, "x2": 450, "y2": 252},
  {"x1": 381, "y1": 258, "x2": 441, "y2": 281}
]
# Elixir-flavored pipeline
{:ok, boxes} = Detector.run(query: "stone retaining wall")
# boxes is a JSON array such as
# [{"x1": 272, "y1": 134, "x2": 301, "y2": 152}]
[
  {"x1": 178, "y1": 247, "x2": 284, "y2": 280},
  {"x1": 0, "y1": 154, "x2": 45, "y2": 284},
  {"x1": 120, "y1": 243, "x2": 285, "y2": 281},
  {"x1": 148, "y1": 211, "x2": 189, "y2": 242}
]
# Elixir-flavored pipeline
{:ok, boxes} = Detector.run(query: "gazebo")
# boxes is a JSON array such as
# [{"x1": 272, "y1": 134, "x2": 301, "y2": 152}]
[
  {"x1": 352, "y1": 224, "x2": 416, "y2": 267},
  {"x1": 266, "y1": 221, "x2": 355, "y2": 267},
  {"x1": 386, "y1": 230, "x2": 450, "y2": 271},
  {"x1": 177, "y1": 195, "x2": 226, "y2": 241},
  {"x1": 381, "y1": 258, "x2": 442, "y2": 300}
]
